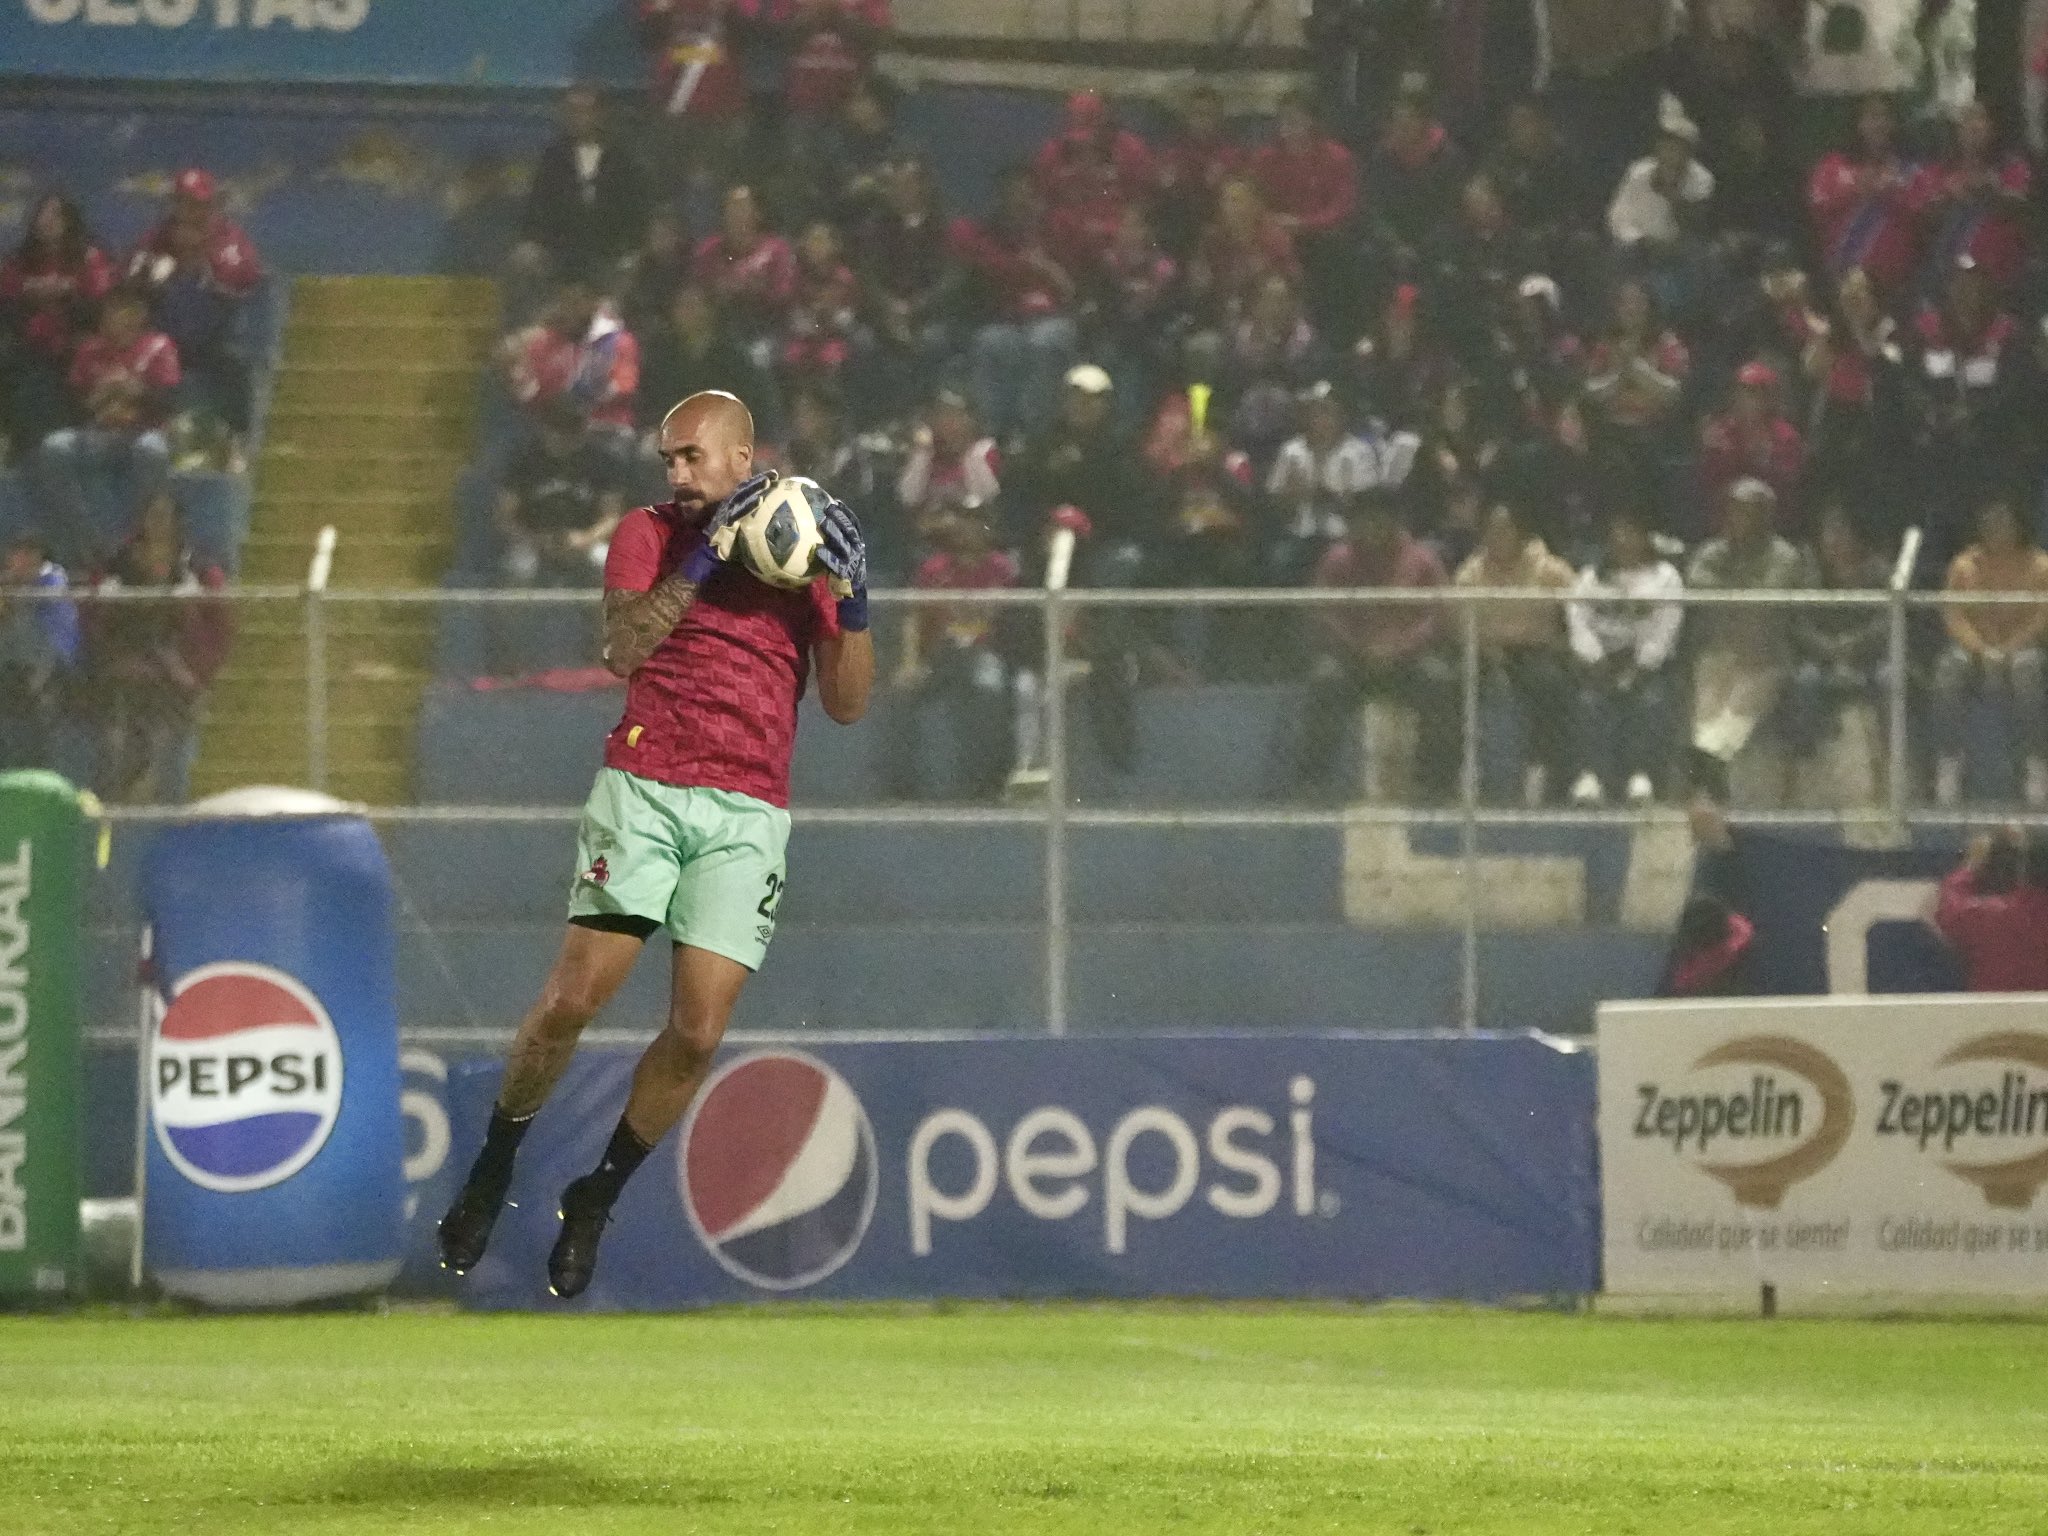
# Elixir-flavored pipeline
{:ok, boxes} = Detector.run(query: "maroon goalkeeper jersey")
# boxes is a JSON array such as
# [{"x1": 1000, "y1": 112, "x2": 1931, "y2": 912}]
[{"x1": 602, "y1": 502, "x2": 839, "y2": 808}]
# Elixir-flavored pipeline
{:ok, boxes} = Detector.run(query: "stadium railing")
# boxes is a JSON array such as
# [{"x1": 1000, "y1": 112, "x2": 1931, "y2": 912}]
[{"x1": 34, "y1": 525, "x2": 2048, "y2": 1037}]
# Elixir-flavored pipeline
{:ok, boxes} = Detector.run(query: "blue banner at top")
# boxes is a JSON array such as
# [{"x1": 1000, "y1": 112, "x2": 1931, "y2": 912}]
[{"x1": 3, "y1": 0, "x2": 640, "y2": 88}]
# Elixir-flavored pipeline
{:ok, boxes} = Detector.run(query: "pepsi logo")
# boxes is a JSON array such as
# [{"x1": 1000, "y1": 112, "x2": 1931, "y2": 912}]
[
  {"x1": 151, "y1": 962, "x2": 345, "y2": 1194},
  {"x1": 678, "y1": 1051, "x2": 877, "y2": 1291}
]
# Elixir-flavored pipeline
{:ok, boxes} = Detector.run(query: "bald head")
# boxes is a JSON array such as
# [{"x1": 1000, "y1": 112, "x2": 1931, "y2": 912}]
[{"x1": 658, "y1": 391, "x2": 756, "y2": 513}]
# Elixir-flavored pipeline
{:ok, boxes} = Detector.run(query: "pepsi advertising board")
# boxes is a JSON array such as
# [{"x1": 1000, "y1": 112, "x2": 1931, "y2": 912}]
[
  {"x1": 453, "y1": 1034, "x2": 1597, "y2": 1309},
  {"x1": 140, "y1": 811, "x2": 404, "y2": 1307}
]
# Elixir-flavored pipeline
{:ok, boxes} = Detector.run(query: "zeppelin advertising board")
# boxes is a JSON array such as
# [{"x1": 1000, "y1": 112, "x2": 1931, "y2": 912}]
[{"x1": 1599, "y1": 994, "x2": 2048, "y2": 1298}]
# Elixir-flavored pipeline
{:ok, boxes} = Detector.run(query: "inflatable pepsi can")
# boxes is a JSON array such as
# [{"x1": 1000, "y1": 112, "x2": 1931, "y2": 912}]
[{"x1": 140, "y1": 789, "x2": 403, "y2": 1306}]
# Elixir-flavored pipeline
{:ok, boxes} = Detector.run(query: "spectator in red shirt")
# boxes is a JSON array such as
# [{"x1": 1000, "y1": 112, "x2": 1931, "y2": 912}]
[
  {"x1": 1935, "y1": 827, "x2": 2048, "y2": 992},
  {"x1": 636, "y1": 0, "x2": 760, "y2": 184},
  {"x1": 1912, "y1": 101, "x2": 2033, "y2": 294},
  {"x1": 1583, "y1": 277, "x2": 1689, "y2": 465},
  {"x1": 35, "y1": 288, "x2": 179, "y2": 565},
  {"x1": 889, "y1": 505, "x2": 1023, "y2": 800},
  {"x1": 772, "y1": 0, "x2": 890, "y2": 122},
  {"x1": 1248, "y1": 91, "x2": 1357, "y2": 323},
  {"x1": 780, "y1": 218, "x2": 864, "y2": 382},
  {"x1": 82, "y1": 489, "x2": 232, "y2": 804},
  {"x1": 1033, "y1": 90, "x2": 1156, "y2": 270},
  {"x1": 1, "y1": 192, "x2": 114, "y2": 448},
  {"x1": 692, "y1": 184, "x2": 797, "y2": 349},
  {"x1": 1154, "y1": 82, "x2": 1244, "y2": 254},
  {"x1": 952, "y1": 167, "x2": 1079, "y2": 440},
  {"x1": 1189, "y1": 176, "x2": 1299, "y2": 326},
  {"x1": 1807, "y1": 95, "x2": 1921, "y2": 300},
  {"x1": 896, "y1": 387, "x2": 1001, "y2": 555},
  {"x1": 125, "y1": 168, "x2": 263, "y2": 441},
  {"x1": 499, "y1": 282, "x2": 642, "y2": 446},
  {"x1": 1697, "y1": 360, "x2": 1804, "y2": 536},
  {"x1": 1293, "y1": 486, "x2": 1457, "y2": 801}
]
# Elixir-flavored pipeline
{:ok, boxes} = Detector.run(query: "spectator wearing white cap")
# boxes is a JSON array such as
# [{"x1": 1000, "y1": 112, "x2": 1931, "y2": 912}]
[
  {"x1": 1010, "y1": 360, "x2": 1159, "y2": 770},
  {"x1": 1606, "y1": 105, "x2": 1714, "y2": 250},
  {"x1": 1686, "y1": 476, "x2": 1813, "y2": 799},
  {"x1": 1606, "y1": 99, "x2": 1715, "y2": 314}
]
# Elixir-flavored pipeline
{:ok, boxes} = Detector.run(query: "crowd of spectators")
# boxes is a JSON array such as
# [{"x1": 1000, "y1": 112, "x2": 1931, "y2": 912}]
[
  {"x1": 467, "y1": 7, "x2": 2048, "y2": 809},
  {"x1": 13, "y1": 5, "x2": 2045, "y2": 812},
  {"x1": 0, "y1": 171, "x2": 256, "y2": 796}
]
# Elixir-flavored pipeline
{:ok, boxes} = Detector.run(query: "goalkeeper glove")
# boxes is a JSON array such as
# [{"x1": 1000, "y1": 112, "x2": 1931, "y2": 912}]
[
  {"x1": 682, "y1": 469, "x2": 777, "y2": 584},
  {"x1": 817, "y1": 495, "x2": 870, "y2": 632}
]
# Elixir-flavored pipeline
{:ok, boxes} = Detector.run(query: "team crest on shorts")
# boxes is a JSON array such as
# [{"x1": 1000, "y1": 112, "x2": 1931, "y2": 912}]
[{"x1": 582, "y1": 855, "x2": 610, "y2": 887}]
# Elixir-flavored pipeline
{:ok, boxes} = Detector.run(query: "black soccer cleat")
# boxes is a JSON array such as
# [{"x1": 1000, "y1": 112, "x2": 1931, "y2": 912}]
[
  {"x1": 547, "y1": 1175, "x2": 613, "y2": 1300},
  {"x1": 437, "y1": 1181, "x2": 508, "y2": 1276}
]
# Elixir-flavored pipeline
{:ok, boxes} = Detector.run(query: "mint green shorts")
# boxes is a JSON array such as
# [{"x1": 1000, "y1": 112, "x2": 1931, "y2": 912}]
[{"x1": 566, "y1": 769, "x2": 790, "y2": 970}]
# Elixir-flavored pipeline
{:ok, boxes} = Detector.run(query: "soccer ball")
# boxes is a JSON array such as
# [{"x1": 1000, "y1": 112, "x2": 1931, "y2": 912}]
[{"x1": 716, "y1": 475, "x2": 829, "y2": 590}]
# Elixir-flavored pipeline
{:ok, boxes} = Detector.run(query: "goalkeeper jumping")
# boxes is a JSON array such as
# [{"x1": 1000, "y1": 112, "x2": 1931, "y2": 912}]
[{"x1": 437, "y1": 389, "x2": 874, "y2": 1298}]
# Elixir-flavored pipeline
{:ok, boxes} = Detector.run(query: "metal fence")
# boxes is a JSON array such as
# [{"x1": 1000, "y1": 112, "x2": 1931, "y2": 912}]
[{"x1": 24, "y1": 533, "x2": 2048, "y2": 1037}]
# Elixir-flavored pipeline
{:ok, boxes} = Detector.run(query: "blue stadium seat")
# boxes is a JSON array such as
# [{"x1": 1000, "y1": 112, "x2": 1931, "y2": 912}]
[
  {"x1": 414, "y1": 682, "x2": 614, "y2": 803},
  {"x1": 485, "y1": 593, "x2": 602, "y2": 677},
  {"x1": 431, "y1": 573, "x2": 492, "y2": 680},
  {"x1": 1962, "y1": 692, "x2": 2023, "y2": 804},
  {"x1": 1071, "y1": 683, "x2": 1300, "y2": 806},
  {"x1": 789, "y1": 695, "x2": 891, "y2": 804},
  {"x1": 1071, "y1": 827, "x2": 1343, "y2": 923}
]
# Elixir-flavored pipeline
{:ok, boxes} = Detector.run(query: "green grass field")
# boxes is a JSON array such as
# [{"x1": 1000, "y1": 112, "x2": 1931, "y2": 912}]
[{"x1": 4, "y1": 1306, "x2": 2047, "y2": 1535}]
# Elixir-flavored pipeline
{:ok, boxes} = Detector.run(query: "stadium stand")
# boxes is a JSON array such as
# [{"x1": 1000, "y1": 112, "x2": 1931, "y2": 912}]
[{"x1": 10, "y1": 0, "x2": 2048, "y2": 1045}]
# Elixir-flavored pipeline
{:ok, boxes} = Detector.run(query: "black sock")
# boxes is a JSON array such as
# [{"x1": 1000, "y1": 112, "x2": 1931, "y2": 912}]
[
  {"x1": 579, "y1": 1117, "x2": 653, "y2": 1209},
  {"x1": 461, "y1": 1105, "x2": 535, "y2": 1201}
]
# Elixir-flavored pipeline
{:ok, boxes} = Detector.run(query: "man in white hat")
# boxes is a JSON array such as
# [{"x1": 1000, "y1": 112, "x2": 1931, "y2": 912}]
[{"x1": 1606, "y1": 103, "x2": 1715, "y2": 251}]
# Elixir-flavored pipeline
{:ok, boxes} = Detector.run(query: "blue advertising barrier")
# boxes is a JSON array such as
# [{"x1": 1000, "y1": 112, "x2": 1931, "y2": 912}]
[
  {"x1": 450, "y1": 1033, "x2": 1598, "y2": 1309},
  {"x1": 2, "y1": 0, "x2": 638, "y2": 88},
  {"x1": 139, "y1": 802, "x2": 405, "y2": 1305}
]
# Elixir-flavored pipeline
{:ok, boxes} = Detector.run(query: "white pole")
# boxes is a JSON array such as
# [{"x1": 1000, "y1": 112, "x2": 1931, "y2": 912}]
[
  {"x1": 305, "y1": 527, "x2": 337, "y2": 792},
  {"x1": 129, "y1": 925, "x2": 153, "y2": 1294},
  {"x1": 1043, "y1": 528, "x2": 1075, "y2": 1039}
]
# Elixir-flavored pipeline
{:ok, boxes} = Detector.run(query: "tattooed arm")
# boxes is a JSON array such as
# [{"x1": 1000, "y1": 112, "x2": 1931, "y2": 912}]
[{"x1": 602, "y1": 573, "x2": 700, "y2": 678}]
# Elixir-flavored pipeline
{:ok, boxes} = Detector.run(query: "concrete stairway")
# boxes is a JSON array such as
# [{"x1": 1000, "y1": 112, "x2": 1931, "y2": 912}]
[{"x1": 192, "y1": 276, "x2": 497, "y2": 805}]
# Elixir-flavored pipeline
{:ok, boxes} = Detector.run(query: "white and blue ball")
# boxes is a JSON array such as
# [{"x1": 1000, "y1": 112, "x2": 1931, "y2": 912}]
[{"x1": 718, "y1": 475, "x2": 829, "y2": 589}]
